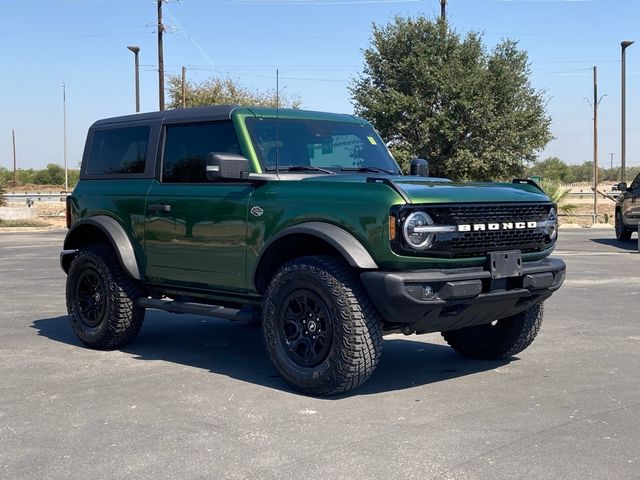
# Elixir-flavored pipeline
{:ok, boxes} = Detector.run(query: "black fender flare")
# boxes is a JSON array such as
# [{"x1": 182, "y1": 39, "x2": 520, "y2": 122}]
[
  {"x1": 62, "y1": 215, "x2": 141, "y2": 280},
  {"x1": 257, "y1": 221, "x2": 378, "y2": 272}
]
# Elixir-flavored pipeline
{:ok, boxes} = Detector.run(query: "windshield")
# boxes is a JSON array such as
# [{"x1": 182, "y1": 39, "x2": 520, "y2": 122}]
[{"x1": 244, "y1": 117, "x2": 401, "y2": 174}]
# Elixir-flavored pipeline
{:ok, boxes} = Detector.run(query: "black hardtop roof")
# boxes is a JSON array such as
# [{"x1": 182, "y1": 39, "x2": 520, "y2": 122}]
[
  {"x1": 90, "y1": 105, "x2": 362, "y2": 128},
  {"x1": 91, "y1": 105, "x2": 238, "y2": 127}
]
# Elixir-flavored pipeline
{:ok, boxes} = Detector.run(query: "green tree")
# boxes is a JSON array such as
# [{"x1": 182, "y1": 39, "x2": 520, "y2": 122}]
[
  {"x1": 0, "y1": 179, "x2": 6, "y2": 206},
  {"x1": 527, "y1": 157, "x2": 570, "y2": 182},
  {"x1": 351, "y1": 16, "x2": 552, "y2": 180},
  {"x1": 167, "y1": 76, "x2": 301, "y2": 109},
  {"x1": 565, "y1": 161, "x2": 605, "y2": 183},
  {"x1": 33, "y1": 163, "x2": 65, "y2": 185}
]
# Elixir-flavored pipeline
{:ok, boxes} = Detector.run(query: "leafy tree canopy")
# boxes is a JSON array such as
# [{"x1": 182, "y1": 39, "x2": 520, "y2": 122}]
[
  {"x1": 350, "y1": 16, "x2": 552, "y2": 180},
  {"x1": 167, "y1": 75, "x2": 301, "y2": 110},
  {"x1": 527, "y1": 157, "x2": 570, "y2": 182}
]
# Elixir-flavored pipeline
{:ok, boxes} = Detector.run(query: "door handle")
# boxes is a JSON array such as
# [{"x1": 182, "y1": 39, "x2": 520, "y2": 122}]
[{"x1": 148, "y1": 204, "x2": 171, "y2": 213}]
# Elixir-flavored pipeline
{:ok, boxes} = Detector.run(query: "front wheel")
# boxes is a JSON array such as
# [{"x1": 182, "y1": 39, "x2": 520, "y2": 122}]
[
  {"x1": 262, "y1": 256, "x2": 383, "y2": 396},
  {"x1": 615, "y1": 210, "x2": 632, "y2": 241},
  {"x1": 66, "y1": 245, "x2": 146, "y2": 349},
  {"x1": 442, "y1": 303, "x2": 544, "y2": 360}
]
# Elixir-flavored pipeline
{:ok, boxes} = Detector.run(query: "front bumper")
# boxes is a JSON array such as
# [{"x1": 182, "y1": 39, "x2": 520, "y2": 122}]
[{"x1": 360, "y1": 257, "x2": 565, "y2": 334}]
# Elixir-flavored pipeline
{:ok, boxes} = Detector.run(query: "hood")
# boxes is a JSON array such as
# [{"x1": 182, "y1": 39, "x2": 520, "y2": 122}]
[
  {"x1": 391, "y1": 178, "x2": 551, "y2": 204},
  {"x1": 300, "y1": 175, "x2": 551, "y2": 204}
]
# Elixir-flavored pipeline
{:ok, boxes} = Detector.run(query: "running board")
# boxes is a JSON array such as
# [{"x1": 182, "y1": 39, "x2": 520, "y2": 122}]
[{"x1": 137, "y1": 298, "x2": 254, "y2": 322}]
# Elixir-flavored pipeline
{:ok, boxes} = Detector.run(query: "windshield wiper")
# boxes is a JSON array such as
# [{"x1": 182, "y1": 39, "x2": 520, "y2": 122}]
[
  {"x1": 341, "y1": 166, "x2": 396, "y2": 175},
  {"x1": 266, "y1": 165, "x2": 336, "y2": 175}
]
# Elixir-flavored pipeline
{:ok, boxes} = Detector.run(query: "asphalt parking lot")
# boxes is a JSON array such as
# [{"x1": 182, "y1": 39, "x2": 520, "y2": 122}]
[{"x1": 1, "y1": 228, "x2": 639, "y2": 480}]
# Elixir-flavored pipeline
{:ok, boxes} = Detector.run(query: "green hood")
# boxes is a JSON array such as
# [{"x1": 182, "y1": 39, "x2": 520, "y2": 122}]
[
  {"x1": 391, "y1": 178, "x2": 551, "y2": 204},
  {"x1": 300, "y1": 175, "x2": 551, "y2": 204}
]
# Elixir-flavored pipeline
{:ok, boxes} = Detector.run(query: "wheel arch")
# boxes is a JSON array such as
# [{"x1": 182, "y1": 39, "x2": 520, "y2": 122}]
[
  {"x1": 62, "y1": 216, "x2": 142, "y2": 280},
  {"x1": 253, "y1": 222, "x2": 377, "y2": 293}
]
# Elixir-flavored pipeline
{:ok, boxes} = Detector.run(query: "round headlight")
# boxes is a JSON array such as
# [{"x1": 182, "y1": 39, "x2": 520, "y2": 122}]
[
  {"x1": 403, "y1": 211, "x2": 435, "y2": 250},
  {"x1": 547, "y1": 207, "x2": 558, "y2": 241}
]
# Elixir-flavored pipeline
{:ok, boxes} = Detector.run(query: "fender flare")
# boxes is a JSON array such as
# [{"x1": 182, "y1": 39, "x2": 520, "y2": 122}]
[
  {"x1": 63, "y1": 215, "x2": 141, "y2": 280},
  {"x1": 258, "y1": 221, "x2": 378, "y2": 270}
]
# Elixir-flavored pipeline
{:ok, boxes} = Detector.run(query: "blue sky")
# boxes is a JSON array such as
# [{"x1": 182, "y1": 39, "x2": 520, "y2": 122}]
[{"x1": 1, "y1": 0, "x2": 639, "y2": 171}]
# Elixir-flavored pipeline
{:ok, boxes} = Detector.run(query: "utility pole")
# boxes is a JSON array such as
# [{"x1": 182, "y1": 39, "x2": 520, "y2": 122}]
[
  {"x1": 63, "y1": 82, "x2": 68, "y2": 191},
  {"x1": 157, "y1": 0, "x2": 165, "y2": 111},
  {"x1": 12, "y1": 129, "x2": 16, "y2": 187},
  {"x1": 593, "y1": 66, "x2": 599, "y2": 221},
  {"x1": 440, "y1": 0, "x2": 447, "y2": 20},
  {"x1": 181, "y1": 66, "x2": 186, "y2": 108},
  {"x1": 621, "y1": 41, "x2": 634, "y2": 183},
  {"x1": 609, "y1": 153, "x2": 614, "y2": 180}
]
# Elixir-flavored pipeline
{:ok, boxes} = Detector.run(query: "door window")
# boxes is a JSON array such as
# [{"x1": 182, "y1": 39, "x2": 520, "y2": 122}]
[
  {"x1": 87, "y1": 126, "x2": 150, "y2": 175},
  {"x1": 162, "y1": 122, "x2": 240, "y2": 183}
]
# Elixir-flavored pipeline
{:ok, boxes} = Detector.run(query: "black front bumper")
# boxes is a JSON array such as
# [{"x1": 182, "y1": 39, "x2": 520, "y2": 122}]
[{"x1": 360, "y1": 257, "x2": 565, "y2": 334}]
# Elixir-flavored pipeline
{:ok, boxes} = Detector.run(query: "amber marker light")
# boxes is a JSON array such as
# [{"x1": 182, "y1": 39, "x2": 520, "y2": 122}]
[{"x1": 389, "y1": 215, "x2": 397, "y2": 240}]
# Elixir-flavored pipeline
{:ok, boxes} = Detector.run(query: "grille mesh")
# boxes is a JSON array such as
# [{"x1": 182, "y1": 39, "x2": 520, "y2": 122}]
[{"x1": 406, "y1": 203, "x2": 553, "y2": 258}]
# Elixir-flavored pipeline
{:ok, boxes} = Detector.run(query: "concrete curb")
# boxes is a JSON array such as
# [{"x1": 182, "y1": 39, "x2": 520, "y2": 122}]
[{"x1": 0, "y1": 227, "x2": 67, "y2": 233}]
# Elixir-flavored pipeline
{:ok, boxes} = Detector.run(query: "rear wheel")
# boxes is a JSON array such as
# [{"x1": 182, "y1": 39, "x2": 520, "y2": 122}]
[
  {"x1": 442, "y1": 303, "x2": 544, "y2": 360},
  {"x1": 66, "y1": 245, "x2": 145, "y2": 349},
  {"x1": 615, "y1": 210, "x2": 632, "y2": 241},
  {"x1": 262, "y1": 255, "x2": 383, "y2": 396}
]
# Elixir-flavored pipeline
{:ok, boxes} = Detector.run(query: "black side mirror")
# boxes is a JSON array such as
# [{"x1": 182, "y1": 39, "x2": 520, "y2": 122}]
[
  {"x1": 206, "y1": 153, "x2": 250, "y2": 180},
  {"x1": 617, "y1": 182, "x2": 628, "y2": 192},
  {"x1": 410, "y1": 158, "x2": 429, "y2": 177}
]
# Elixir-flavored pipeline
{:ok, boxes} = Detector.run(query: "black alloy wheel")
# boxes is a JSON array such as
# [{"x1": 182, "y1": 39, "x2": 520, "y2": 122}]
[
  {"x1": 279, "y1": 289, "x2": 333, "y2": 367},
  {"x1": 75, "y1": 269, "x2": 108, "y2": 328}
]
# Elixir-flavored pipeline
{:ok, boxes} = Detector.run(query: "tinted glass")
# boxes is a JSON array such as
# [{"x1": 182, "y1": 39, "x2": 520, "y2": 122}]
[
  {"x1": 244, "y1": 118, "x2": 400, "y2": 174},
  {"x1": 87, "y1": 126, "x2": 149, "y2": 175},
  {"x1": 162, "y1": 121, "x2": 240, "y2": 183},
  {"x1": 630, "y1": 173, "x2": 640, "y2": 191}
]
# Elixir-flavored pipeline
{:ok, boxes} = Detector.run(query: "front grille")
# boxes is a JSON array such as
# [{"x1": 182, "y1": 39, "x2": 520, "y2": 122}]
[
  {"x1": 433, "y1": 204, "x2": 550, "y2": 225},
  {"x1": 398, "y1": 203, "x2": 554, "y2": 258}
]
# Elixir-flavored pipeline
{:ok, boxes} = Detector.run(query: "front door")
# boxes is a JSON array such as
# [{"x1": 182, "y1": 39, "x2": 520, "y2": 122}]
[{"x1": 144, "y1": 121, "x2": 253, "y2": 292}]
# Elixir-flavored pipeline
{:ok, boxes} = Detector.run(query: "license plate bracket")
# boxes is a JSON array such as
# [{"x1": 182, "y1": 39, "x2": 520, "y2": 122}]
[{"x1": 489, "y1": 250, "x2": 522, "y2": 279}]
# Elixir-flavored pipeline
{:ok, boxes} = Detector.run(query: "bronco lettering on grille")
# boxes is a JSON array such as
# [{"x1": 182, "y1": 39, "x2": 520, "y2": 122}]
[{"x1": 458, "y1": 221, "x2": 538, "y2": 232}]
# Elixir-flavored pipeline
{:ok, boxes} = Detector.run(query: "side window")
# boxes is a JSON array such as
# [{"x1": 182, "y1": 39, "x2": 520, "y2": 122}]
[
  {"x1": 87, "y1": 126, "x2": 150, "y2": 175},
  {"x1": 630, "y1": 174, "x2": 640, "y2": 192},
  {"x1": 162, "y1": 122, "x2": 240, "y2": 183}
]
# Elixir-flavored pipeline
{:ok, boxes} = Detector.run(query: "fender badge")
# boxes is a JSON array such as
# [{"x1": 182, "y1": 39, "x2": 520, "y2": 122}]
[{"x1": 251, "y1": 206, "x2": 264, "y2": 217}]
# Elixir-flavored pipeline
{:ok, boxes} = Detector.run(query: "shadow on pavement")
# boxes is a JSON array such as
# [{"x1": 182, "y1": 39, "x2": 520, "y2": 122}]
[
  {"x1": 33, "y1": 311, "x2": 511, "y2": 397},
  {"x1": 591, "y1": 237, "x2": 638, "y2": 251}
]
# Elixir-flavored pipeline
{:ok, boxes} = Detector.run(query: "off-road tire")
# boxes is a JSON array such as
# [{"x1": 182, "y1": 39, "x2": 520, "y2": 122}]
[
  {"x1": 262, "y1": 255, "x2": 383, "y2": 396},
  {"x1": 615, "y1": 210, "x2": 632, "y2": 241},
  {"x1": 441, "y1": 303, "x2": 544, "y2": 360},
  {"x1": 66, "y1": 245, "x2": 145, "y2": 349}
]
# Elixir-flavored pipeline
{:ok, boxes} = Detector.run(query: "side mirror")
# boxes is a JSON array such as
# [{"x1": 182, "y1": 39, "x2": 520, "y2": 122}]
[
  {"x1": 206, "y1": 153, "x2": 250, "y2": 181},
  {"x1": 410, "y1": 158, "x2": 429, "y2": 177},
  {"x1": 617, "y1": 182, "x2": 628, "y2": 192}
]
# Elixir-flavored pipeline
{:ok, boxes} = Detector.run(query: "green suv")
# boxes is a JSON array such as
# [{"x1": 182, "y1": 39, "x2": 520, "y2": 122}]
[{"x1": 61, "y1": 106, "x2": 565, "y2": 395}]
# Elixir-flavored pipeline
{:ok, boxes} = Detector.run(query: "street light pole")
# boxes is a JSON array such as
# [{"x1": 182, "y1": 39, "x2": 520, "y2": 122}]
[
  {"x1": 621, "y1": 40, "x2": 634, "y2": 184},
  {"x1": 127, "y1": 46, "x2": 141, "y2": 113}
]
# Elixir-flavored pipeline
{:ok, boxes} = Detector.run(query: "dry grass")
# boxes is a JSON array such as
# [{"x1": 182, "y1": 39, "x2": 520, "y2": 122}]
[{"x1": 0, "y1": 219, "x2": 51, "y2": 228}]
